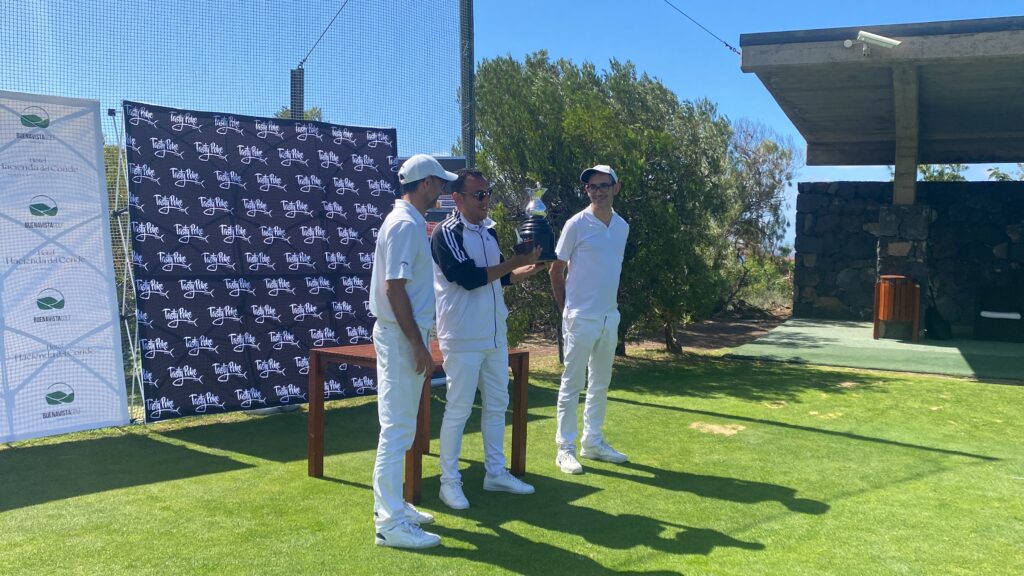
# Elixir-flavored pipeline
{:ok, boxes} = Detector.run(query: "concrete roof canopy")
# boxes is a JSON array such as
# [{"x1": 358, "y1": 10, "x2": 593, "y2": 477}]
[{"x1": 741, "y1": 17, "x2": 1024, "y2": 167}]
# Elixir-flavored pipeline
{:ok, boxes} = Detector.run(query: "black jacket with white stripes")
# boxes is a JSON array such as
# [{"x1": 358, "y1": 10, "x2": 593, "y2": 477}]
[{"x1": 430, "y1": 210, "x2": 511, "y2": 351}]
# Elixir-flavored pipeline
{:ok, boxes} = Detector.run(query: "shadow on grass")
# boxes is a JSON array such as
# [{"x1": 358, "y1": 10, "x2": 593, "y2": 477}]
[
  {"x1": 610, "y1": 397, "x2": 999, "y2": 462},
  {"x1": 606, "y1": 354, "x2": 888, "y2": 402},
  {"x1": 588, "y1": 462, "x2": 828, "y2": 514},
  {"x1": 159, "y1": 387, "x2": 553, "y2": 464},
  {"x1": 423, "y1": 474, "x2": 762, "y2": 573},
  {"x1": 0, "y1": 434, "x2": 251, "y2": 512}
]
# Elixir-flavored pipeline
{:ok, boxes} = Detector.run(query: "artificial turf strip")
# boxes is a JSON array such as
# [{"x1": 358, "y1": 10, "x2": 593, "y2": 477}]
[
  {"x1": 727, "y1": 318, "x2": 1024, "y2": 381},
  {"x1": 1, "y1": 351, "x2": 1021, "y2": 575}
]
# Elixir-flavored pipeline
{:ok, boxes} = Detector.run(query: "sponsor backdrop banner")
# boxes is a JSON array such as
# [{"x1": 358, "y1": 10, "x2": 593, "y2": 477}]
[
  {"x1": 0, "y1": 90, "x2": 128, "y2": 442},
  {"x1": 123, "y1": 101, "x2": 397, "y2": 422}
]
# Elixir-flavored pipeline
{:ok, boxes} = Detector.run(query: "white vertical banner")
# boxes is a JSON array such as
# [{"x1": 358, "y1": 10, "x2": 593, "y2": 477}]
[{"x1": 0, "y1": 90, "x2": 128, "y2": 442}]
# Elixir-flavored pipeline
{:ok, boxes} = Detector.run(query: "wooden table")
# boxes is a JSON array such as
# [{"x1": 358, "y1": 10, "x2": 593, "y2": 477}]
[{"x1": 307, "y1": 341, "x2": 530, "y2": 504}]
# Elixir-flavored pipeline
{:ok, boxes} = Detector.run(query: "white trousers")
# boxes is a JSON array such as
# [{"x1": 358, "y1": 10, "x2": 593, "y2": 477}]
[
  {"x1": 372, "y1": 321, "x2": 430, "y2": 530},
  {"x1": 438, "y1": 345, "x2": 510, "y2": 481},
  {"x1": 556, "y1": 313, "x2": 620, "y2": 452}
]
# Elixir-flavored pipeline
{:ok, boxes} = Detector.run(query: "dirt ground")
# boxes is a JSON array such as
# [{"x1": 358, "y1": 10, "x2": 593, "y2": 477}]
[{"x1": 523, "y1": 309, "x2": 791, "y2": 356}]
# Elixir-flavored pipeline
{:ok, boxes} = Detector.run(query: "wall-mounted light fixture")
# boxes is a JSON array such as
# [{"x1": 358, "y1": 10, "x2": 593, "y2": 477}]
[{"x1": 844, "y1": 30, "x2": 902, "y2": 56}]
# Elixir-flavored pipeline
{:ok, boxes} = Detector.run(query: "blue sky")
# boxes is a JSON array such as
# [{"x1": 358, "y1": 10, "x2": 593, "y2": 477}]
[
  {"x1": 4, "y1": 1, "x2": 1021, "y2": 246},
  {"x1": 474, "y1": 1, "x2": 1023, "y2": 245}
]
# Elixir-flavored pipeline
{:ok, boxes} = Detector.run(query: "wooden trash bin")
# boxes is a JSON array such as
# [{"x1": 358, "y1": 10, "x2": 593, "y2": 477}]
[{"x1": 873, "y1": 274, "x2": 920, "y2": 342}]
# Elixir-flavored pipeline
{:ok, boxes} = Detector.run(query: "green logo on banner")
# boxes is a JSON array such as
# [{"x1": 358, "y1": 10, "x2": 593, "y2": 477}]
[
  {"x1": 45, "y1": 382, "x2": 75, "y2": 406},
  {"x1": 29, "y1": 195, "x2": 59, "y2": 217},
  {"x1": 20, "y1": 106, "x2": 50, "y2": 128},
  {"x1": 36, "y1": 288, "x2": 66, "y2": 311}
]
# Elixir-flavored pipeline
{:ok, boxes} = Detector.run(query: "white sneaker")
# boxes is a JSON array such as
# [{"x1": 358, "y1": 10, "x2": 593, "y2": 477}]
[
  {"x1": 555, "y1": 449, "x2": 583, "y2": 474},
  {"x1": 374, "y1": 503, "x2": 435, "y2": 525},
  {"x1": 581, "y1": 441, "x2": 628, "y2": 463},
  {"x1": 404, "y1": 502, "x2": 434, "y2": 525},
  {"x1": 439, "y1": 479, "x2": 470, "y2": 510},
  {"x1": 374, "y1": 520, "x2": 441, "y2": 549},
  {"x1": 483, "y1": 469, "x2": 535, "y2": 494}
]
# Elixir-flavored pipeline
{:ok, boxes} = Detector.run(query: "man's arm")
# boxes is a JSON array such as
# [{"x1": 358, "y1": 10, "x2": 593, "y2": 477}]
[
  {"x1": 508, "y1": 261, "x2": 549, "y2": 285},
  {"x1": 487, "y1": 247, "x2": 540, "y2": 284},
  {"x1": 432, "y1": 223, "x2": 538, "y2": 290},
  {"x1": 384, "y1": 278, "x2": 433, "y2": 376},
  {"x1": 549, "y1": 259, "x2": 567, "y2": 313}
]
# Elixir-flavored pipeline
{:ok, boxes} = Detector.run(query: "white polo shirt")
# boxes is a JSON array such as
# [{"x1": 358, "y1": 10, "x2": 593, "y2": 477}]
[
  {"x1": 369, "y1": 199, "x2": 435, "y2": 329},
  {"x1": 555, "y1": 206, "x2": 629, "y2": 319}
]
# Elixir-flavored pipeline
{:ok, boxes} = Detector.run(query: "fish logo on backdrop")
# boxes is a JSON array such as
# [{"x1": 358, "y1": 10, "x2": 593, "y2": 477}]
[
  {"x1": 207, "y1": 304, "x2": 243, "y2": 326},
  {"x1": 257, "y1": 173, "x2": 288, "y2": 193},
  {"x1": 296, "y1": 174, "x2": 326, "y2": 194},
  {"x1": 332, "y1": 127, "x2": 356, "y2": 146},
  {"x1": 168, "y1": 365, "x2": 203, "y2": 387},
  {"x1": 150, "y1": 138, "x2": 184, "y2": 159},
  {"x1": 172, "y1": 168, "x2": 206, "y2": 189},
  {"x1": 332, "y1": 177, "x2": 358, "y2": 196},
  {"x1": 170, "y1": 111, "x2": 204, "y2": 132},
  {"x1": 214, "y1": 115, "x2": 243, "y2": 135},
  {"x1": 190, "y1": 392, "x2": 227, "y2": 413},
  {"x1": 126, "y1": 105, "x2": 158, "y2": 128},
  {"x1": 235, "y1": 387, "x2": 268, "y2": 409},
  {"x1": 264, "y1": 277, "x2": 296, "y2": 296},
  {"x1": 158, "y1": 251, "x2": 192, "y2": 272},
  {"x1": 219, "y1": 224, "x2": 251, "y2": 244},
  {"x1": 136, "y1": 279, "x2": 170, "y2": 300},
  {"x1": 195, "y1": 141, "x2": 228, "y2": 162},
  {"x1": 366, "y1": 131, "x2": 393, "y2": 149},
  {"x1": 155, "y1": 194, "x2": 188, "y2": 215},
  {"x1": 255, "y1": 119, "x2": 285, "y2": 140},
  {"x1": 238, "y1": 145, "x2": 268, "y2": 165},
  {"x1": 270, "y1": 330, "x2": 301, "y2": 350},
  {"x1": 146, "y1": 397, "x2": 181, "y2": 419},
  {"x1": 282, "y1": 199, "x2": 313, "y2": 219},
  {"x1": 203, "y1": 251, "x2": 237, "y2": 272},
  {"x1": 199, "y1": 196, "x2": 233, "y2": 216},
  {"x1": 323, "y1": 201, "x2": 349, "y2": 221}
]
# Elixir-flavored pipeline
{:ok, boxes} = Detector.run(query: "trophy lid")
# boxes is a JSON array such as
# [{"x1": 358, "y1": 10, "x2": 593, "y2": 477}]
[{"x1": 525, "y1": 184, "x2": 547, "y2": 217}]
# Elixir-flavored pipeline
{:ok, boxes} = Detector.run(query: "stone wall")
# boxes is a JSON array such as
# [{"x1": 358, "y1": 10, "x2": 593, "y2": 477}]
[{"x1": 794, "y1": 181, "x2": 1024, "y2": 326}]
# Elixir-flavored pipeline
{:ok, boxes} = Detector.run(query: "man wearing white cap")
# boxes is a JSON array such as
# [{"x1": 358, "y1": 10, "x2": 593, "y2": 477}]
[
  {"x1": 549, "y1": 164, "x2": 630, "y2": 475},
  {"x1": 370, "y1": 153, "x2": 456, "y2": 549}
]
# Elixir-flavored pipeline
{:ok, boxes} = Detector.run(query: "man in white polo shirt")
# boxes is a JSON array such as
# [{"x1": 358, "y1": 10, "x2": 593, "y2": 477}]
[
  {"x1": 549, "y1": 164, "x2": 630, "y2": 475},
  {"x1": 370, "y1": 154, "x2": 456, "y2": 549}
]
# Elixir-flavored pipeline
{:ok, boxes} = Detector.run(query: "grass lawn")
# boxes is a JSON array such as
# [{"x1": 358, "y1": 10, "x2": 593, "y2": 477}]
[{"x1": 1, "y1": 350, "x2": 1022, "y2": 575}]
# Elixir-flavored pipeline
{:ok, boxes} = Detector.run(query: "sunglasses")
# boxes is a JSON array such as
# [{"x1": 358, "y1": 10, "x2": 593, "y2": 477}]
[
  {"x1": 586, "y1": 182, "x2": 614, "y2": 192},
  {"x1": 459, "y1": 188, "x2": 493, "y2": 201}
]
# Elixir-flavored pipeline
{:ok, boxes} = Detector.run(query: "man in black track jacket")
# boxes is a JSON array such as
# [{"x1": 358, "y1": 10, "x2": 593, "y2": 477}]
[{"x1": 430, "y1": 168, "x2": 545, "y2": 510}]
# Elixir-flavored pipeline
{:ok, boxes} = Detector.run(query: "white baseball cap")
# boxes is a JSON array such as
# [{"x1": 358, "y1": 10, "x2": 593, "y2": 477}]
[
  {"x1": 398, "y1": 154, "x2": 458, "y2": 185},
  {"x1": 580, "y1": 164, "x2": 618, "y2": 184}
]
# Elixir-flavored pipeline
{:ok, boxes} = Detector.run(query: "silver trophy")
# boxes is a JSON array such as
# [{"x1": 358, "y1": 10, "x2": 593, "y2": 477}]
[{"x1": 516, "y1": 184, "x2": 557, "y2": 262}]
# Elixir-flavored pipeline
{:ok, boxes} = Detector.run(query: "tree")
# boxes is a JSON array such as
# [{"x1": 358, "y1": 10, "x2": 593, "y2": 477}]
[
  {"x1": 273, "y1": 106, "x2": 323, "y2": 121},
  {"x1": 475, "y1": 53, "x2": 738, "y2": 353},
  {"x1": 918, "y1": 163, "x2": 967, "y2": 181},
  {"x1": 987, "y1": 163, "x2": 1024, "y2": 181}
]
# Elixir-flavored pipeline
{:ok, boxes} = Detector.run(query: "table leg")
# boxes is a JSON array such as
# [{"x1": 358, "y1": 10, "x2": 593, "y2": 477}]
[
  {"x1": 510, "y1": 354, "x2": 529, "y2": 476},
  {"x1": 403, "y1": 376, "x2": 430, "y2": 504},
  {"x1": 307, "y1": 350, "x2": 324, "y2": 478}
]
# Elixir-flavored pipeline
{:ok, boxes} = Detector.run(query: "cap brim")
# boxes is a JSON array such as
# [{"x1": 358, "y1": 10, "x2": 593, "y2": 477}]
[
  {"x1": 440, "y1": 169, "x2": 458, "y2": 181},
  {"x1": 580, "y1": 168, "x2": 600, "y2": 183}
]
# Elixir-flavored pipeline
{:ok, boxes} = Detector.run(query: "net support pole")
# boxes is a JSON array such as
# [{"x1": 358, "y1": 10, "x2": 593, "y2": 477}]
[
  {"x1": 459, "y1": 0, "x2": 475, "y2": 167},
  {"x1": 291, "y1": 67, "x2": 305, "y2": 121}
]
